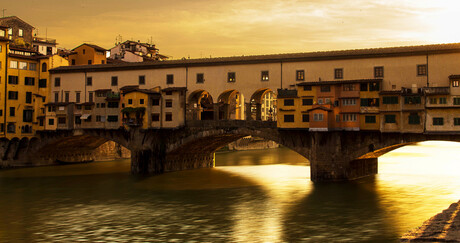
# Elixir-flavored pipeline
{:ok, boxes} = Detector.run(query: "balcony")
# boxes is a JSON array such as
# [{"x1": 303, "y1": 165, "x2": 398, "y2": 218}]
[
  {"x1": 106, "y1": 92, "x2": 121, "y2": 101},
  {"x1": 423, "y1": 87, "x2": 450, "y2": 95},
  {"x1": 33, "y1": 37, "x2": 57, "y2": 44},
  {"x1": 123, "y1": 118, "x2": 143, "y2": 127}
]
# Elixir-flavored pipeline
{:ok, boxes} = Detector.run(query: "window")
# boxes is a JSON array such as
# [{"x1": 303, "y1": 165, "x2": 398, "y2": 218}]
[
  {"x1": 140, "y1": 99, "x2": 144, "y2": 105},
  {"x1": 165, "y1": 113, "x2": 173, "y2": 121},
  {"x1": 261, "y1": 71, "x2": 269, "y2": 81},
  {"x1": 342, "y1": 99, "x2": 356, "y2": 106},
  {"x1": 374, "y1": 66, "x2": 384, "y2": 78},
  {"x1": 8, "y1": 28, "x2": 12, "y2": 36},
  {"x1": 58, "y1": 117, "x2": 66, "y2": 125},
  {"x1": 9, "y1": 61, "x2": 18, "y2": 69},
  {"x1": 166, "y1": 74, "x2": 174, "y2": 84},
  {"x1": 196, "y1": 73, "x2": 204, "y2": 83},
  {"x1": 71, "y1": 59, "x2": 76, "y2": 65},
  {"x1": 54, "y1": 92, "x2": 59, "y2": 102},
  {"x1": 48, "y1": 119, "x2": 54, "y2": 126},
  {"x1": 88, "y1": 60, "x2": 92, "y2": 65},
  {"x1": 101, "y1": 60, "x2": 105, "y2": 64},
  {"x1": 454, "y1": 118, "x2": 460, "y2": 126},
  {"x1": 54, "y1": 77, "x2": 60, "y2": 87},
  {"x1": 296, "y1": 70, "x2": 305, "y2": 81},
  {"x1": 0, "y1": 110, "x2": 2, "y2": 116},
  {"x1": 83, "y1": 49, "x2": 86, "y2": 54},
  {"x1": 0, "y1": 30, "x2": 4, "y2": 37},
  {"x1": 453, "y1": 80, "x2": 460, "y2": 87},
  {"x1": 128, "y1": 99, "x2": 133, "y2": 104},
  {"x1": 86, "y1": 77, "x2": 92, "y2": 86},
  {"x1": 7, "y1": 123, "x2": 15, "y2": 133},
  {"x1": 334, "y1": 68, "x2": 343, "y2": 79},
  {"x1": 433, "y1": 117, "x2": 444, "y2": 126},
  {"x1": 342, "y1": 114, "x2": 357, "y2": 122},
  {"x1": 320, "y1": 86, "x2": 331, "y2": 92},
  {"x1": 227, "y1": 72, "x2": 236, "y2": 82},
  {"x1": 9, "y1": 107, "x2": 15, "y2": 117},
  {"x1": 408, "y1": 113, "x2": 420, "y2": 125},
  {"x1": 26, "y1": 92, "x2": 32, "y2": 103},
  {"x1": 8, "y1": 76, "x2": 18, "y2": 84},
  {"x1": 284, "y1": 99, "x2": 294, "y2": 106},
  {"x1": 302, "y1": 114, "x2": 309, "y2": 122},
  {"x1": 384, "y1": 114, "x2": 396, "y2": 123},
  {"x1": 404, "y1": 96, "x2": 421, "y2": 104},
  {"x1": 360, "y1": 83, "x2": 368, "y2": 91},
  {"x1": 107, "y1": 116, "x2": 118, "y2": 122},
  {"x1": 303, "y1": 85, "x2": 312, "y2": 91},
  {"x1": 313, "y1": 113, "x2": 323, "y2": 121},
  {"x1": 430, "y1": 98, "x2": 437, "y2": 104},
  {"x1": 8, "y1": 91, "x2": 18, "y2": 100},
  {"x1": 317, "y1": 98, "x2": 323, "y2": 105},
  {"x1": 19, "y1": 62, "x2": 27, "y2": 70},
  {"x1": 165, "y1": 91, "x2": 173, "y2": 95},
  {"x1": 365, "y1": 115, "x2": 376, "y2": 124},
  {"x1": 454, "y1": 98, "x2": 460, "y2": 105},
  {"x1": 439, "y1": 97, "x2": 447, "y2": 104},
  {"x1": 18, "y1": 29, "x2": 23, "y2": 37},
  {"x1": 29, "y1": 63, "x2": 37, "y2": 71},
  {"x1": 96, "y1": 115, "x2": 102, "y2": 122},
  {"x1": 284, "y1": 114, "x2": 294, "y2": 122},
  {"x1": 108, "y1": 102, "x2": 118, "y2": 108},
  {"x1": 76, "y1": 92, "x2": 81, "y2": 103},
  {"x1": 382, "y1": 96, "x2": 399, "y2": 104},
  {"x1": 139, "y1": 75, "x2": 145, "y2": 85},
  {"x1": 343, "y1": 84, "x2": 355, "y2": 91},
  {"x1": 165, "y1": 99, "x2": 173, "y2": 108},
  {"x1": 152, "y1": 114, "x2": 160, "y2": 121},
  {"x1": 325, "y1": 98, "x2": 331, "y2": 104},
  {"x1": 25, "y1": 77, "x2": 35, "y2": 86},
  {"x1": 65, "y1": 92, "x2": 70, "y2": 102},
  {"x1": 369, "y1": 82, "x2": 380, "y2": 91},
  {"x1": 361, "y1": 98, "x2": 379, "y2": 107},
  {"x1": 302, "y1": 98, "x2": 313, "y2": 106},
  {"x1": 111, "y1": 76, "x2": 118, "y2": 86},
  {"x1": 41, "y1": 63, "x2": 47, "y2": 72},
  {"x1": 417, "y1": 64, "x2": 427, "y2": 76},
  {"x1": 88, "y1": 92, "x2": 94, "y2": 103},
  {"x1": 152, "y1": 98, "x2": 160, "y2": 106},
  {"x1": 39, "y1": 79, "x2": 47, "y2": 88}
]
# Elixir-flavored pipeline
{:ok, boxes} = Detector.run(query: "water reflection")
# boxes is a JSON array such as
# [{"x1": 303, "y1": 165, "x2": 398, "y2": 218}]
[{"x1": 0, "y1": 142, "x2": 459, "y2": 242}]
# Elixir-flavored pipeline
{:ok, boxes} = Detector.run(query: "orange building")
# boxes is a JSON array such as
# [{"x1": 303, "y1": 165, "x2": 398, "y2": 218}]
[{"x1": 68, "y1": 43, "x2": 107, "y2": 65}]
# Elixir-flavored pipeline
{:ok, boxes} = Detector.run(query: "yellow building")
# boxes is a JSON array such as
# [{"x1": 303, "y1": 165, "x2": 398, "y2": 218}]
[
  {"x1": 277, "y1": 89, "x2": 303, "y2": 129},
  {"x1": 68, "y1": 43, "x2": 107, "y2": 65}
]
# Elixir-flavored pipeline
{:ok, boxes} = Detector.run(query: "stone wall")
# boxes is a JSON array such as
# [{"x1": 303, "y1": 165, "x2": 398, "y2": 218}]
[{"x1": 92, "y1": 141, "x2": 131, "y2": 161}]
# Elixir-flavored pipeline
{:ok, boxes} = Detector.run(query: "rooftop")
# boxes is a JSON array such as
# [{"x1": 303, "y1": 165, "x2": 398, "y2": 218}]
[{"x1": 50, "y1": 42, "x2": 460, "y2": 74}]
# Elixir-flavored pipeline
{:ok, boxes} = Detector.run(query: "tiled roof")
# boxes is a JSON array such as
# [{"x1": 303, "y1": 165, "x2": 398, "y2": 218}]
[
  {"x1": 51, "y1": 42, "x2": 460, "y2": 74},
  {"x1": 72, "y1": 43, "x2": 107, "y2": 52}
]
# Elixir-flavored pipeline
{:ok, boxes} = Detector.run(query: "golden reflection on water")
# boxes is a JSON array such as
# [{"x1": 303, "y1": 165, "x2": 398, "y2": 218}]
[{"x1": 1, "y1": 142, "x2": 460, "y2": 242}]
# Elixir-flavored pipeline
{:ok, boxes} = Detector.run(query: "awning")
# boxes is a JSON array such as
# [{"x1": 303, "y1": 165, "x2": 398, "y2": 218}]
[{"x1": 80, "y1": 114, "x2": 91, "y2": 120}]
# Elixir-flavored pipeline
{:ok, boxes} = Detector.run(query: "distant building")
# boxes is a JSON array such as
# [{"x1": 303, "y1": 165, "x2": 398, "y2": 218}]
[
  {"x1": 109, "y1": 40, "x2": 169, "y2": 62},
  {"x1": 68, "y1": 43, "x2": 107, "y2": 65}
]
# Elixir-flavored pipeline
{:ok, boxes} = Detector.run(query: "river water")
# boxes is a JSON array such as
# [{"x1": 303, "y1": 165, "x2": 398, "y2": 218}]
[{"x1": 1, "y1": 141, "x2": 460, "y2": 242}]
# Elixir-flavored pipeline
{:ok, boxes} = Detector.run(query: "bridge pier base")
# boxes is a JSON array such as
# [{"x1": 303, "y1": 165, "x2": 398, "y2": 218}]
[
  {"x1": 310, "y1": 158, "x2": 378, "y2": 182},
  {"x1": 131, "y1": 148, "x2": 165, "y2": 175}
]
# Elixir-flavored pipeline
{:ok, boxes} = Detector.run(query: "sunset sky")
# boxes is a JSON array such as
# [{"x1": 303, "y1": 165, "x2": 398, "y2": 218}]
[{"x1": 2, "y1": 0, "x2": 460, "y2": 59}]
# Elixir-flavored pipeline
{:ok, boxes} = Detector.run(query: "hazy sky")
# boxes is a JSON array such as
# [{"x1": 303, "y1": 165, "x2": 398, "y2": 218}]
[{"x1": 1, "y1": 0, "x2": 460, "y2": 59}]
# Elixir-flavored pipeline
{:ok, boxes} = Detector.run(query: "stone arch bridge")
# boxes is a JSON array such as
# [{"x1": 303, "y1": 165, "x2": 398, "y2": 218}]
[{"x1": 1, "y1": 121, "x2": 460, "y2": 182}]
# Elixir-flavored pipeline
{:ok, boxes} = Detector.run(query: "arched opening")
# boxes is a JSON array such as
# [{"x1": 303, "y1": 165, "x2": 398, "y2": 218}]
[
  {"x1": 41, "y1": 62, "x2": 47, "y2": 72},
  {"x1": 217, "y1": 90, "x2": 244, "y2": 120},
  {"x1": 250, "y1": 88, "x2": 277, "y2": 121},
  {"x1": 187, "y1": 90, "x2": 214, "y2": 120}
]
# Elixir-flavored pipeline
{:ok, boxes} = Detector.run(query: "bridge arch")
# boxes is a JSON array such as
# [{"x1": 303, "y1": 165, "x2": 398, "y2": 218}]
[
  {"x1": 249, "y1": 88, "x2": 277, "y2": 121},
  {"x1": 187, "y1": 90, "x2": 214, "y2": 120},
  {"x1": 217, "y1": 89, "x2": 244, "y2": 120}
]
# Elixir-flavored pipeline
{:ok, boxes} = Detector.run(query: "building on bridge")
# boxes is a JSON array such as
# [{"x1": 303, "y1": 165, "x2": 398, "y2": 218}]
[{"x1": 44, "y1": 42, "x2": 460, "y2": 133}]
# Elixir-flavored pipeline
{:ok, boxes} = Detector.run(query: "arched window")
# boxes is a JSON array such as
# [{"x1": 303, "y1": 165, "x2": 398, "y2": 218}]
[{"x1": 42, "y1": 63, "x2": 47, "y2": 72}]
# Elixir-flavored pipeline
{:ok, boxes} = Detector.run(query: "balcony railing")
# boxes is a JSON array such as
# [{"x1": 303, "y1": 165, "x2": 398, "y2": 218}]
[
  {"x1": 33, "y1": 37, "x2": 57, "y2": 44},
  {"x1": 423, "y1": 87, "x2": 450, "y2": 95}
]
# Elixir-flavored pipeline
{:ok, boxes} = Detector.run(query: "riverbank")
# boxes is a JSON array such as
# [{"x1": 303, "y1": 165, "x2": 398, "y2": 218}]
[{"x1": 401, "y1": 200, "x2": 460, "y2": 242}]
